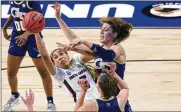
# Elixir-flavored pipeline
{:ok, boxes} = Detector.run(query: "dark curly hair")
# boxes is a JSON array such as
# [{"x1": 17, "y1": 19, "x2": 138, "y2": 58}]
[{"x1": 99, "y1": 17, "x2": 133, "y2": 45}]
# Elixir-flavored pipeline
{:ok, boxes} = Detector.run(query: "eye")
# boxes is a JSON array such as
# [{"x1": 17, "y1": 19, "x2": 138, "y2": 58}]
[
  {"x1": 105, "y1": 29, "x2": 109, "y2": 32},
  {"x1": 60, "y1": 52, "x2": 64, "y2": 55},
  {"x1": 54, "y1": 55, "x2": 58, "y2": 59}
]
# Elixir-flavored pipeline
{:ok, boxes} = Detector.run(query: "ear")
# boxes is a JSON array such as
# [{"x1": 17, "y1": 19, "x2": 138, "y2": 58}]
[{"x1": 113, "y1": 32, "x2": 117, "y2": 38}]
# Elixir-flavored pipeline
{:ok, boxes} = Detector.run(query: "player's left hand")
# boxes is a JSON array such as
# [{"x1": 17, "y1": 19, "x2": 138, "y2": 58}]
[
  {"x1": 16, "y1": 32, "x2": 29, "y2": 47},
  {"x1": 21, "y1": 89, "x2": 34, "y2": 111},
  {"x1": 51, "y1": 2, "x2": 61, "y2": 18},
  {"x1": 78, "y1": 79, "x2": 90, "y2": 91}
]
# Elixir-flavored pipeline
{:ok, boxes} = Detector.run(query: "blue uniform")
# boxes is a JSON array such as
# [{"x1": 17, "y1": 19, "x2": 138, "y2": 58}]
[
  {"x1": 8, "y1": 1, "x2": 43, "y2": 58},
  {"x1": 95, "y1": 58, "x2": 132, "y2": 112},
  {"x1": 96, "y1": 97, "x2": 121, "y2": 112}
]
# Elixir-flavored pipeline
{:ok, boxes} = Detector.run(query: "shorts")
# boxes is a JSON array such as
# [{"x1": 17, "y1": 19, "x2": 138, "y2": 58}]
[{"x1": 8, "y1": 32, "x2": 43, "y2": 58}]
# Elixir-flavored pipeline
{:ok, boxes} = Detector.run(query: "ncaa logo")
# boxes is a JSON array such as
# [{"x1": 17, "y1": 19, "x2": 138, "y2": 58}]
[
  {"x1": 142, "y1": 2, "x2": 181, "y2": 18},
  {"x1": 66, "y1": 70, "x2": 71, "y2": 75}
]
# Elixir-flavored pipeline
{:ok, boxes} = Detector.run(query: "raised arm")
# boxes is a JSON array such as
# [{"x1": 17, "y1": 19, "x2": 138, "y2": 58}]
[
  {"x1": 106, "y1": 64, "x2": 129, "y2": 110},
  {"x1": 52, "y1": 3, "x2": 95, "y2": 62},
  {"x1": 52, "y1": 3, "x2": 77, "y2": 42},
  {"x1": 71, "y1": 39, "x2": 123, "y2": 62},
  {"x1": 2, "y1": 15, "x2": 13, "y2": 40},
  {"x1": 34, "y1": 34, "x2": 56, "y2": 75},
  {"x1": 115, "y1": 73, "x2": 129, "y2": 110},
  {"x1": 74, "y1": 79, "x2": 97, "y2": 111}
]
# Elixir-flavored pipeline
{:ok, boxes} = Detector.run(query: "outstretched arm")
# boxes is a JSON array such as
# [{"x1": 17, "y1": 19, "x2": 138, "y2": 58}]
[
  {"x1": 52, "y1": 2, "x2": 77, "y2": 42},
  {"x1": 34, "y1": 34, "x2": 56, "y2": 75},
  {"x1": 71, "y1": 39, "x2": 123, "y2": 62},
  {"x1": 74, "y1": 79, "x2": 97, "y2": 111},
  {"x1": 52, "y1": 3, "x2": 95, "y2": 62},
  {"x1": 106, "y1": 64, "x2": 129, "y2": 110}
]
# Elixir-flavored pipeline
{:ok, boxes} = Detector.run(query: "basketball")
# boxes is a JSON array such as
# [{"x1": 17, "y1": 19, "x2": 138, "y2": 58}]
[{"x1": 22, "y1": 11, "x2": 45, "y2": 33}]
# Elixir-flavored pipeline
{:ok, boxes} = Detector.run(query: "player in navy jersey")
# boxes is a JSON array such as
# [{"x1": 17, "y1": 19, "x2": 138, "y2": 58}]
[
  {"x1": 75, "y1": 63, "x2": 129, "y2": 112},
  {"x1": 2, "y1": 0, "x2": 56, "y2": 111},
  {"x1": 52, "y1": 3, "x2": 132, "y2": 112}
]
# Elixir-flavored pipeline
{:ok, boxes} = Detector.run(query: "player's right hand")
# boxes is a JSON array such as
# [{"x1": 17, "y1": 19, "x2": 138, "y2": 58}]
[
  {"x1": 16, "y1": 32, "x2": 29, "y2": 47},
  {"x1": 105, "y1": 63, "x2": 117, "y2": 78},
  {"x1": 51, "y1": 2, "x2": 61, "y2": 18},
  {"x1": 2, "y1": 28, "x2": 11, "y2": 41},
  {"x1": 78, "y1": 79, "x2": 90, "y2": 91}
]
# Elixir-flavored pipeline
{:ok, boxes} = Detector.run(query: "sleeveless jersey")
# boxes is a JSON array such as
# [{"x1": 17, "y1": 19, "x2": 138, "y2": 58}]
[
  {"x1": 54, "y1": 54, "x2": 99, "y2": 102},
  {"x1": 96, "y1": 97, "x2": 121, "y2": 112}
]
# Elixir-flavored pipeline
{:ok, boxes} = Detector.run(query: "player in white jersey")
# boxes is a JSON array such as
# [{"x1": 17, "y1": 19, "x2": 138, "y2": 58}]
[{"x1": 32, "y1": 33, "x2": 99, "y2": 104}]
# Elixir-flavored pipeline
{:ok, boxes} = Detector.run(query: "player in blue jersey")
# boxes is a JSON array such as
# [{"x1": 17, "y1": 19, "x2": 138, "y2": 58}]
[
  {"x1": 2, "y1": 1, "x2": 56, "y2": 111},
  {"x1": 52, "y1": 3, "x2": 132, "y2": 112},
  {"x1": 75, "y1": 63, "x2": 129, "y2": 112}
]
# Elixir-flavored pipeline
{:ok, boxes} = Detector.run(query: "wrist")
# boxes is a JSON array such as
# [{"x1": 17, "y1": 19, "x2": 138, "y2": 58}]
[
  {"x1": 27, "y1": 106, "x2": 34, "y2": 111},
  {"x1": 114, "y1": 74, "x2": 120, "y2": 79},
  {"x1": 25, "y1": 31, "x2": 31, "y2": 36},
  {"x1": 81, "y1": 89, "x2": 87, "y2": 93}
]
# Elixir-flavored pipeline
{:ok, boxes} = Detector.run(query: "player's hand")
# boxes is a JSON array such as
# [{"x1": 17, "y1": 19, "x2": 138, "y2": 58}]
[
  {"x1": 56, "y1": 42, "x2": 73, "y2": 51},
  {"x1": 69, "y1": 38, "x2": 82, "y2": 48},
  {"x1": 2, "y1": 28, "x2": 11, "y2": 41},
  {"x1": 51, "y1": 2, "x2": 60, "y2": 18},
  {"x1": 21, "y1": 89, "x2": 34, "y2": 111},
  {"x1": 105, "y1": 62, "x2": 117, "y2": 78},
  {"x1": 78, "y1": 79, "x2": 90, "y2": 91},
  {"x1": 16, "y1": 32, "x2": 29, "y2": 47}
]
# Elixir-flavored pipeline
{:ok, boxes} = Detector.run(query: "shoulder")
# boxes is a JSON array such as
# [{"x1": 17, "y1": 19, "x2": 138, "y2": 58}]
[
  {"x1": 110, "y1": 45, "x2": 123, "y2": 51},
  {"x1": 84, "y1": 99, "x2": 98, "y2": 109},
  {"x1": 72, "y1": 54, "x2": 85, "y2": 65},
  {"x1": 110, "y1": 45, "x2": 125, "y2": 55},
  {"x1": 76, "y1": 99, "x2": 98, "y2": 111}
]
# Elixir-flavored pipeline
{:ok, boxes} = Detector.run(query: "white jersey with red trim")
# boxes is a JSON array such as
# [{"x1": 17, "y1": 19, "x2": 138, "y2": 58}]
[{"x1": 53, "y1": 54, "x2": 99, "y2": 102}]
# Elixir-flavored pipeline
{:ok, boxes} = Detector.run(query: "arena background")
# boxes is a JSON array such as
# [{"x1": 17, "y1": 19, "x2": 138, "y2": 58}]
[{"x1": 1, "y1": 0, "x2": 181, "y2": 111}]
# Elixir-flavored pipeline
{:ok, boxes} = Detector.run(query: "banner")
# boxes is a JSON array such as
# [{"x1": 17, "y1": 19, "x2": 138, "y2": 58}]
[{"x1": 1, "y1": 1, "x2": 181, "y2": 28}]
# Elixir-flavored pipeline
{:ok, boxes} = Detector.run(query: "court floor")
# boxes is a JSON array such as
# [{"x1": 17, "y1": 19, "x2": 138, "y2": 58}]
[{"x1": 1, "y1": 29, "x2": 181, "y2": 111}]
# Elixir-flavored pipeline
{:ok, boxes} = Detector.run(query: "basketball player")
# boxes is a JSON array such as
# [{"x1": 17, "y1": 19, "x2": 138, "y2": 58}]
[
  {"x1": 2, "y1": 1, "x2": 56, "y2": 111},
  {"x1": 75, "y1": 64, "x2": 129, "y2": 112},
  {"x1": 33, "y1": 33, "x2": 99, "y2": 105},
  {"x1": 52, "y1": 3, "x2": 132, "y2": 112}
]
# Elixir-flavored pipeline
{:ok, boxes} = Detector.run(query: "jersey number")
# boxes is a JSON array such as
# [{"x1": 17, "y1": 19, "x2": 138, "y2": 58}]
[
  {"x1": 15, "y1": 21, "x2": 25, "y2": 31},
  {"x1": 79, "y1": 75, "x2": 90, "y2": 88},
  {"x1": 79, "y1": 75, "x2": 86, "y2": 79}
]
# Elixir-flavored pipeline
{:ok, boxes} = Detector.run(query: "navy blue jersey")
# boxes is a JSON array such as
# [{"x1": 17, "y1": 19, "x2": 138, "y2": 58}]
[
  {"x1": 96, "y1": 97, "x2": 121, "y2": 112},
  {"x1": 7, "y1": 1, "x2": 43, "y2": 58},
  {"x1": 8, "y1": 0, "x2": 42, "y2": 40}
]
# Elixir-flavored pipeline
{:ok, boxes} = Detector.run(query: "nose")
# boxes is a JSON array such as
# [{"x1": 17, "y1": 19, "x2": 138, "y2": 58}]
[
  {"x1": 58, "y1": 56, "x2": 63, "y2": 61},
  {"x1": 100, "y1": 29, "x2": 104, "y2": 34}
]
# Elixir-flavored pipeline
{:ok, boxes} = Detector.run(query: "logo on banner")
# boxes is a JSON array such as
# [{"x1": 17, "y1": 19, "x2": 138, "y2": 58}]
[
  {"x1": 142, "y1": 2, "x2": 181, "y2": 18},
  {"x1": 2, "y1": 3, "x2": 135, "y2": 18}
]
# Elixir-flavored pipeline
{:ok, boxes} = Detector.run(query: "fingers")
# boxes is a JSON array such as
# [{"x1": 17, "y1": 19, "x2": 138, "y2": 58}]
[
  {"x1": 26, "y1": 90, "x2": 28, "y2": 99},
  {"x1": 51, "y1": 2, "x2": 60, "y2": 10},
  {"x1": 21, "y1": 96, "x2": 27, "y2": 104},
  {"x1": 78, "y1": 79, "x2": 90, "y2": 89},
  {"x1": 16, "y1": 37, "x2": 26, "y2": 47},
  {"x1": 29, "y1": 89, "x2": 35, "y2": 103}
]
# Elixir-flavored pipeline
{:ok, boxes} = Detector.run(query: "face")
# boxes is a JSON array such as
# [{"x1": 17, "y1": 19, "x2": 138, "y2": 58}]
[
  {"x1": 96, "y1": 77, "x2": 102, "y2": 94},
  {"x1": 100, "y1": 23, "x2": 116, "y2": 44},
  {"x1": 52, "y1": 50, "x2": 70, "y2": 67}
]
